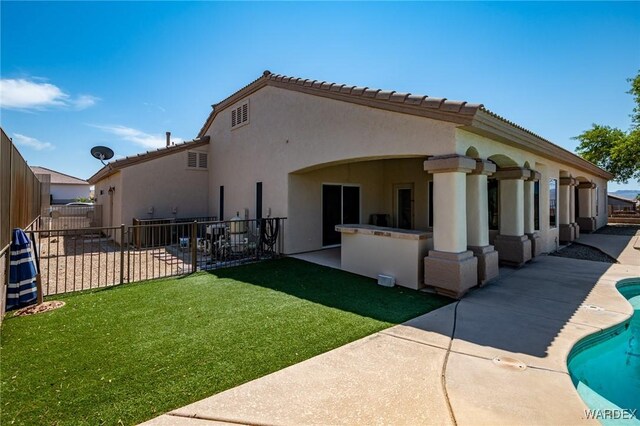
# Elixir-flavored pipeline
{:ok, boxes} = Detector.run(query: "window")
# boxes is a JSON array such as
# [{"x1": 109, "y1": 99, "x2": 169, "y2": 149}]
[
  {"x1": 549, "y1": 179, "x2": 558, "y2": 228},
  {"x1": 187, "y1": 152, "x2": 208, "y2": 169},
  {"x1": 488, "y1": 179, "x2": 499, "y2": 230},
  {"x1": 231, "y1": 101, "x2": 249, "y2": 128},
  {"x1": 595, "y1": 185, "x2": 599, "y2": 216},
  {"x1": 534, "y1": 181, "x2": 540, "y2": 231}
]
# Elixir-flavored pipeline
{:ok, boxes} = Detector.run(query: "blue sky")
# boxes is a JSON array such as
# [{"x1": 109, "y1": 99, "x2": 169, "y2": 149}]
[{"x1": 1, "y1": 1, "x2": 639, "y2": 191}]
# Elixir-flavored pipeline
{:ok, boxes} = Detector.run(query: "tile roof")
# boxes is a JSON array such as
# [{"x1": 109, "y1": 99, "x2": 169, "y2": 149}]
[
  {"x1": 196, "y1": 70, "x2": 612, "y2": 180},
  {"x1": 265, "y1": 72, "x2": 482, "y2": 115},
  {"x1": 30, "y1": 166, "x2": 89, "y2": 185},
  {"x1": 87, "y1": 136, "x2": 210, "y2": 184}
]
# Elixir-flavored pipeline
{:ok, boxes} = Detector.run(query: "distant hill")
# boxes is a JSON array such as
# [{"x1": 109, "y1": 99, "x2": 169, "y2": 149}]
[{"x1": 609, "y1": 190, "x2": 640, "y2": 200}]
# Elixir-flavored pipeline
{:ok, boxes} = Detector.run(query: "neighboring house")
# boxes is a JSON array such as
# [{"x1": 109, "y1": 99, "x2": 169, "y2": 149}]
[
  {"x1": 88, "y1": 138, "x2": 210, "y2": 234},
  {"x1": 89, "y1": 70, "x2": 612, "y2": 298},
  {"x1": 608, "y1": 194, "x2": 637, "y2": 213},
  {"x1": 31, "y1": 166, "x2": 90, "y2": 205}
]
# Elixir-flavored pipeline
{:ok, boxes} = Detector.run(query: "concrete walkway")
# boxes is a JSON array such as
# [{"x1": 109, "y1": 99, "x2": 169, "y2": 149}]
[
  {"x1": 144, "y1": 235, "x2": 639, "y2": 426},
  {"x1": 576, "y1": 232, "x2": 640, "y2": 265}
]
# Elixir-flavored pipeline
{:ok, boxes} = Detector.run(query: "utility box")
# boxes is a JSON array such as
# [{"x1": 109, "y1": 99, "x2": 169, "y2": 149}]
[{"x1": 377, "y1": 274, "x2": 395, "y2": 287}]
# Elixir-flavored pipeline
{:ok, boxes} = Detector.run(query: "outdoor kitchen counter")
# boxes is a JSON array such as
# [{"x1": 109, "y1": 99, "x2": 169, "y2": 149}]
[
  {"x1": 335, "y1": 224, "x2": 430, "y2": 240},
  {"x1": 336, "y1": 225, "x2": 433, "y2": 290}
]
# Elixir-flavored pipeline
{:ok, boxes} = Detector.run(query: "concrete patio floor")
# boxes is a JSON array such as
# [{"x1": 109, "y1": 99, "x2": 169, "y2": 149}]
[
  {"x1": 289, "y1": 247, "x2": 341, "y2": 270},
  {"x1": 143, "y1": 233, "x2": 639, "y2": 426}
]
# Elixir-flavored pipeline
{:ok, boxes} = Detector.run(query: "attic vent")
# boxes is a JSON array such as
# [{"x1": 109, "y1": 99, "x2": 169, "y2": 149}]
[
  {"x1": 187, "y1": 152, "x2": 198, "y2": 168},
  {"x1": 188, "y1": 151, "x2": 208, "y2": 170},
  {"x1": 231, "y1": 100, "x2": 249, "y2": 129},
  {"x1": 198, "y1": 152, "x2": 208, "y2": 169}
]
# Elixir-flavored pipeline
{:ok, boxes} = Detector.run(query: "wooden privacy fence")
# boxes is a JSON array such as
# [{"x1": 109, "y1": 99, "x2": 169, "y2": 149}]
[
  {"x1": 26, "y1": 217, "x2": 286, "y2": 297},
  {"x1": 0, "y1": 128, "x2": 43, "y2": 248},
  {"x1": 0, "y1": 128, "x2": 44, "y2": 321}
]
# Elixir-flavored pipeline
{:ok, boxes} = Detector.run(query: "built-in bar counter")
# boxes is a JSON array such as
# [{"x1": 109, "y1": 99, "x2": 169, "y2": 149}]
[{"x1": 335, "y1": 224, "x2": 433, "y2": 289}]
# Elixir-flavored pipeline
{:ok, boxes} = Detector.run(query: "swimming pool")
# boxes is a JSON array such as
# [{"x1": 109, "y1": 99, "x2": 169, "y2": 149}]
[{"x1": 568, "y1": 279, "x2": 640, "y2": 425}]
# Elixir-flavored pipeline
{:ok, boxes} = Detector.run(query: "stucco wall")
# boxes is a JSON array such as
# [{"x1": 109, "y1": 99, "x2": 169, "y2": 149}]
[
  {"x1": 203, "y1": 84, "x2": 609, "y2": 255},
  {"x1": 94, "y1": 172, "x2": 123, "y2": 234},
  {"x1": 206, "y1": 85, "x2": 457, "y2": 253},
  {"x1": 119, "y1": 146, "x2": 210, "y2": 227},
  {"x1": 456, "y1": 129, "x2": 608, "y2": 253},
  {"x1": 50, "y1": 184, "x2": 91, "y2": 204}
]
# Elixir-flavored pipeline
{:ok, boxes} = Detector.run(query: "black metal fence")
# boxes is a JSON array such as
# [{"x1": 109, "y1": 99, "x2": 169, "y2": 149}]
[{"x1": 23, "y1": 217, "x2": 286, "y2": 296}]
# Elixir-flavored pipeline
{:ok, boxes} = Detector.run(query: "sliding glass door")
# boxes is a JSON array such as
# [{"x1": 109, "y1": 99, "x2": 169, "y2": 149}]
[{"x1": 322, "y1": 184, "x2": 360, "y2": 246}]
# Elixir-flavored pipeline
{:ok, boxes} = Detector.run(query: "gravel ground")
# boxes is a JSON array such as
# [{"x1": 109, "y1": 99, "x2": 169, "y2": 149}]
[
  {"x1": 594, "y1": 224, "x2": 640, "y2": 236},
  {"x1": 36, "y1": 235, "x2": 193, "y2": 296},
  {"x1": 550, "y1": 243, "x2": 616, "y2": 263}
]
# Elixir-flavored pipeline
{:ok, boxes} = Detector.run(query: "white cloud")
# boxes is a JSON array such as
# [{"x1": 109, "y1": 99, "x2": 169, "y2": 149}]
[
  {"x1": 0, "y1": 78, "x2": 99, "y2": 110},
  {"x1": 72, "y1": 94, "x2": 99, "y2": 110},
  {"x1": 12, "y1": 133, "x2": 54, "y2": 151},
  {"x1": 92, "y1": 125, "x2": 183, "y2": 149}
]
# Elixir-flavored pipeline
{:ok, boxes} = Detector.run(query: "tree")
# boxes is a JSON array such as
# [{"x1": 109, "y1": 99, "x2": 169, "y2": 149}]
[{"x1": 575, "y1": 71, "x2": 640, "y2": 183}]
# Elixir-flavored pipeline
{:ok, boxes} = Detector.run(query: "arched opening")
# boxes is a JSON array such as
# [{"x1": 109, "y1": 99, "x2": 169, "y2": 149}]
[
  {"x1": 465, "y1": 146, "x2": 479, "y2": 159},
  {"x1": 488, "y1": 154, "x2": 519, "y2": 169}
]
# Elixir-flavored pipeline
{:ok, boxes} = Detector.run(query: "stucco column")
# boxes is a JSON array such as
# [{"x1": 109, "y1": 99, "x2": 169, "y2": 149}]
[
  {"x1": 577, "y1": 182, "x2": 597, "y2": 232},
  {"x1": 524, "y1": 170, "x2": 543, "y2": 257},
  {"x1": 466, "y1": 160, "x2": 499, "y2": 285},
  {"x1": 559, "y1": 177, "x2": 576, "y2": 243},
  {"x1": 570, "y1": 180, "x2": 580, "y2": 239},
  {"x1": 423, "y1": 155, "x2": 478, "y2": 299},
  {"x1": 493, "y1": 168, "x2": 532, "y2": 266}
]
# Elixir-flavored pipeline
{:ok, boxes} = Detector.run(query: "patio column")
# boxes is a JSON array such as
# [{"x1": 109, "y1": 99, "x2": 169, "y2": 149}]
[
  {"x1": 577, "y1": 182, "x2": 596, "y2": 232},
  {"x1": 466, "y1": 159, "x2": 499, "y2": 285},
  {"x1": 524, "y1": 170, "x2": 543, "y2": 257},
  {"x1": 423, "y1": 154, "x2": 478, "y2": 299},
  {"x1": 570, "y1": 179, "x2": 580, "y2": 239},
  {"x1": 493, "y1": 168, "x2": 532, "y2": 266},
  {"x1": 559, "y1": 177, "x2": 576, "y2": 243}
]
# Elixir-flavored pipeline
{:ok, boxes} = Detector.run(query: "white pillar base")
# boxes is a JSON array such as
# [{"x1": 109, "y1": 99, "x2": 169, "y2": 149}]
[{"x1": 424, "y1": 250, "x2": 478, "y2": 299}]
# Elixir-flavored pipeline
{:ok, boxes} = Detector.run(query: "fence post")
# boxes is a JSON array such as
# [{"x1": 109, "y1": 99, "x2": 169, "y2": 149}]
[
  {"x1": 119, "y1": 224, "x2": 125, "y2": 285},
  {"x1": 191, "y1": 221, "x2": 198, "y2": 273}
]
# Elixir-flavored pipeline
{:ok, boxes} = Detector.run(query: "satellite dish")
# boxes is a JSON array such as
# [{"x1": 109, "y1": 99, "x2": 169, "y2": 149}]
[{"x1": 91, "y1": 146, "x2": 114, "y2": 165}]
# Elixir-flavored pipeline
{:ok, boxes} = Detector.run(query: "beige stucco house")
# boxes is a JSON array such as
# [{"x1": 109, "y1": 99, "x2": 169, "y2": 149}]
[
  {"x1": 90, "y1": 70, "x2": 611, "y2": 298},
  {"x1": 88, "y1": 138, "x2": 210, "y2": 240}
]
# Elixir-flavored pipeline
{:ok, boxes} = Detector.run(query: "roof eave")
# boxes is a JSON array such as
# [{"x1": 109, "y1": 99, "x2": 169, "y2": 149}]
[
  {"x1": 197, "y1": 72, "x2": 481, "y2": 137},
  {"x1": 88, "y1": 137, "x2": 210, "y2": 184},
  {"x1": 467, "y1": 109, "x2": 613, "y2": 180}
]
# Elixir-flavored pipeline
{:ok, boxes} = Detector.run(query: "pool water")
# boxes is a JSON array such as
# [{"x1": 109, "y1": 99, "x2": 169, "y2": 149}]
[{"x1": 568, "y1": 280, "x2": 640, "y2": 424}]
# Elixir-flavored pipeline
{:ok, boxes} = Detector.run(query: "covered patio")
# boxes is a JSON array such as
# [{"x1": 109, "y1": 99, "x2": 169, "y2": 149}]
[{"x1": 287, "y1": 150, "x2": 604, "y2": 299}]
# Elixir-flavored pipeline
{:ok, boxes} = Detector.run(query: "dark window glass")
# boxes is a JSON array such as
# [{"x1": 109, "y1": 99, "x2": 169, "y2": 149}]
[
  {"x1": 219, "y1": 186, "x2": 224, "y2": 220},
  {"x1": 534, "y1": 181, "x2": 540, "y2": 231},
  {"x1": 488, "y1": 179, "x2": 499, "y2": 230},
  {"x1": 342, "y1": 186, "x2": 360, "y2": 225},
  {"x1": 322, "y1": 185, "x2": 342, "y2": 246},
  {"x1": 256, "y1": 182, "x2": 262, "y2": 221},
  {"x1": 549, "y1": 179, "x2": 557, "y2": 227}
]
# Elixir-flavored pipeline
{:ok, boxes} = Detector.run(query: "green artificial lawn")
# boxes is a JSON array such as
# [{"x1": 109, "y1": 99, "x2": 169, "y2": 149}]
[{"x1": 0, "y1": 258, "x2": 450, "y2": 425}]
